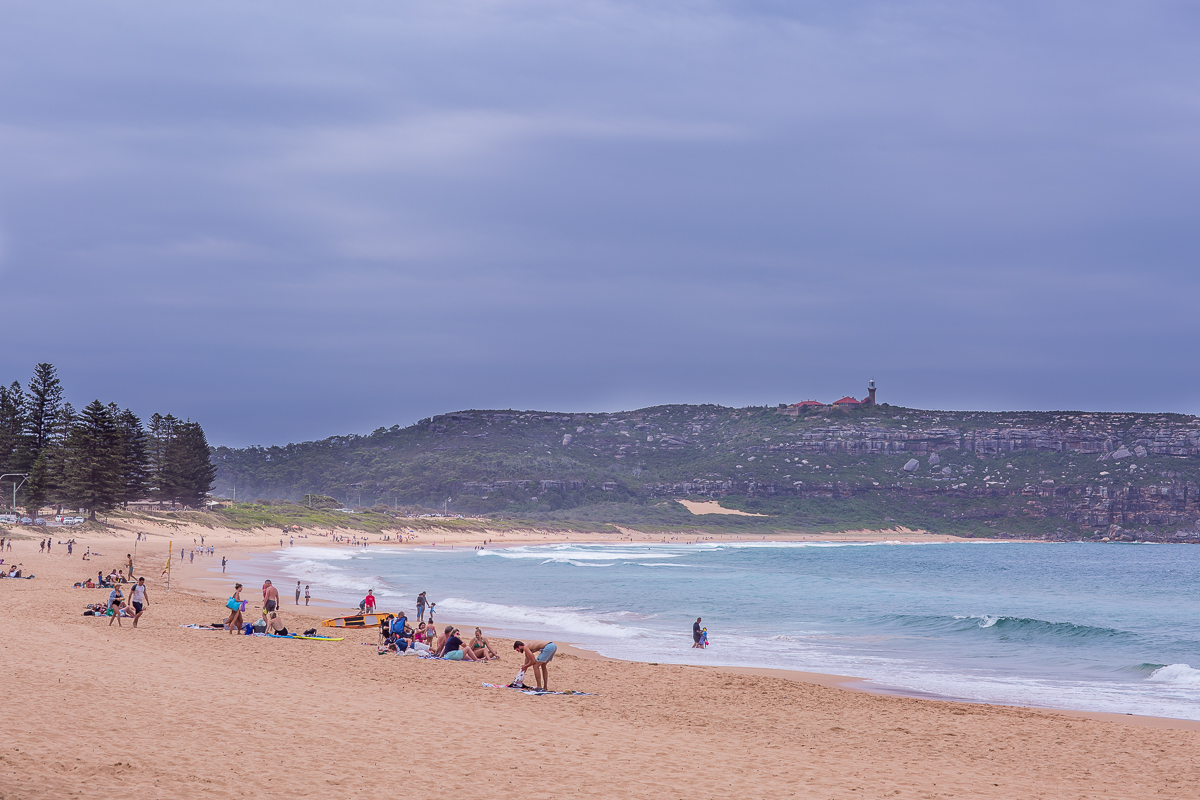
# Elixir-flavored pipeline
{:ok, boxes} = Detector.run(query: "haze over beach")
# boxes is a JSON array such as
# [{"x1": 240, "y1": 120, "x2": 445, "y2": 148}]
[{"x1": 2, "y1": 2, "x2": 1200, "y2": 799}]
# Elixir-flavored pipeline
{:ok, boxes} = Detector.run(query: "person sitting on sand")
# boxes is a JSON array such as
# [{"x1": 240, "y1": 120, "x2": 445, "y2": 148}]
[
  {"x1": 470, "y1": 628, "x2": 499, "y2": 660},
  {"x1": 264, "y1": 612, "x2": 289, "y2": 636},
  {"x1": 439, "y1": 628, "x2": 481, "y2": 661},
  {"x1": 226, "y1": 584, "x2": 244, "y2": 634},
  {"x1": 432, "y1": 624, "x2": 453, "y2": 656},
  {"x1": 513, "y1": 640, "x2": 557, "y2": 691}
]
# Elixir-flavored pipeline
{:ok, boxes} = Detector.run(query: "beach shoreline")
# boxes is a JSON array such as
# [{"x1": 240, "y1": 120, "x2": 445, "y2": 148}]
[
  {"x1": 3, "y1": 522, "x2": 1199, "y2": 799},
  {"x1": 79, "y1": 520, "x2": 1200, "y2": 731}
]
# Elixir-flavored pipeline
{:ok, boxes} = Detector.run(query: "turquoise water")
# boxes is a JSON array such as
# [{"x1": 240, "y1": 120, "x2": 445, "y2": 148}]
[{"x1": 245, "y1": 540, "x2": 1200, "y2": 719}]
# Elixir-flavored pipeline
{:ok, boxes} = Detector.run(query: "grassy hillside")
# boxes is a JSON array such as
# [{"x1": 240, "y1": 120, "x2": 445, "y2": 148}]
[{"x1": 210, "y1": 404, "x2": 1200, "y2": 540}]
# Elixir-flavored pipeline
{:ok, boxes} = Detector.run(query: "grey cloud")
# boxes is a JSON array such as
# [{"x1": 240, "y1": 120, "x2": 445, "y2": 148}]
[{"x1": 0, "y1": 1, "x2": 1197, "y2": 445}]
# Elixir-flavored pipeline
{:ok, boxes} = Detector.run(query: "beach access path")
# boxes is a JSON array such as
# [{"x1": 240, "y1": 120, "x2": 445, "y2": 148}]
[{"x1": 1, "y1": 522, "x2": 1197, "y2": 799}]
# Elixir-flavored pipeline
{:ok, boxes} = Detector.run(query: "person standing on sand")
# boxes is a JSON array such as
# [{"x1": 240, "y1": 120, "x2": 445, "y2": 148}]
[
  {"x1": 295, "y1": 581, "x2": 301, "y2": 605},
  {"x1": 416, "y1": 591, "x2": 427, "y2": 621},
  {"x1": 364, "y1": 589, "x2": 377, "y2": 614},
  {"x1": 304, "y1": 585, "x2": 310, "y2": 605},
  {"x1": 129, "y1": 577, "x2": 148, "y2": 628},
  {"x1": 226, "y1": 583, "x2": 244, "y2": 633},
  {"x1": 221, "y1": 557, "x2": 226, "y2": 573},
  {"x1": 127, "y1": 553, "x2": 133, "y2": 577},
  {"x1": 513, "y1": 641, "x2": 557, "y2": 691},
  {"x1": 693, "y1": 617, "x2": 703, "y2": 648},
  {"x1": 263, "y1": 580, "x2": 279, "y2": 612}
]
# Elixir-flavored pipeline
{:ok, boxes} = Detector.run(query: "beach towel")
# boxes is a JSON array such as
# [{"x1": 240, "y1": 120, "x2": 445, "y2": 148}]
[{"x1": 481, "y1": 682, "x2": 598, "y2": 696}]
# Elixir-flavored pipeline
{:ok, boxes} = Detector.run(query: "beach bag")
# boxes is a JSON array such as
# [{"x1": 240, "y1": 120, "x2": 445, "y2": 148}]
[{"x1": 226, "y1": 597, "x2": 239, "y2": 610}]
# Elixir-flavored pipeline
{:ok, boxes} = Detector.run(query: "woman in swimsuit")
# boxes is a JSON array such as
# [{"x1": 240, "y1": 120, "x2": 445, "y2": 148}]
[
  {"x1": 470, "y1": 628, "x2": 498, "y2": 660},
  {"x1": 226, "y1": 583, "x2": 244, "y2": 634}
]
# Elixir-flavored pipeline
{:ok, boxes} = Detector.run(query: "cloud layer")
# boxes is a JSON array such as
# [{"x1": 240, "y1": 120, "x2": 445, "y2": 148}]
[{"x1": 1, "y1": 1, "x2": 1197, "y2": 444}]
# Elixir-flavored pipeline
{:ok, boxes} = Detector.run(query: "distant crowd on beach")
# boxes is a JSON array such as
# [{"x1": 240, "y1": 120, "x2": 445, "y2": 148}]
[{"x1": 217, "y1": 582, "x2": 561, "y2": 690}]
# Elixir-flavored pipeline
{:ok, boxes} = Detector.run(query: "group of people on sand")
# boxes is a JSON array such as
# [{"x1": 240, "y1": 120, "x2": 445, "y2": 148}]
[
  {"x1": 215, "y1": 580, "x2": 561, "y2": 689},
  {"x1": 85, "y1": 576, "x2": 148, "y2": 627},
  {"x1": 222, "y1": 579, "x2": 304, "y2": 635},
  {"x1": 379, "y1": 614, "x2": 501, "y2": 663},
  {"x1": 379, "y1": 592, "x2": 559, "y2": 690}
]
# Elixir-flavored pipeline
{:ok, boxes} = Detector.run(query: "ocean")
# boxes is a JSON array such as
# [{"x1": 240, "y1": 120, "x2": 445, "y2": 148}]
[{"x1": 233, "y1": 540, "x2": 1200, "y2": 720}]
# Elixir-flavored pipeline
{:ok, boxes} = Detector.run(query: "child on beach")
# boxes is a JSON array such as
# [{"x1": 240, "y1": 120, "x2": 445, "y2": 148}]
[{"x1": 304, "y1": 585, "x2": 310, "y2": 605}]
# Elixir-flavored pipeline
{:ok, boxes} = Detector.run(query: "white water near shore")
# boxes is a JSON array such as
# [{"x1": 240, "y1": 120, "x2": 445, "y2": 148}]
[{"x1": 228, "y1": 540, "x2": 1200, "y2": 719}]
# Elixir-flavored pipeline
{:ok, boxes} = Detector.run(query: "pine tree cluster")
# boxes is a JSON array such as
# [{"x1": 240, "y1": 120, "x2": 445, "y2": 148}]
[{"x1": 0, "y1": 363, "x2": 217, "y2": 519}]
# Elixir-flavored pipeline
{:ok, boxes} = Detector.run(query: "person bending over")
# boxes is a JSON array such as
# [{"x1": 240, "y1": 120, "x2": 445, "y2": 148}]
[{"x1": 513, "y1": 640, "x2": 557, "y2": 690}]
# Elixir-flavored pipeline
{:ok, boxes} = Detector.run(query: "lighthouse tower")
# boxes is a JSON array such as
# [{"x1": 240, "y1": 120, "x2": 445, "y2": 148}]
[{"x1": 864, "y1": 379, "x2": 877, "y2": 406}]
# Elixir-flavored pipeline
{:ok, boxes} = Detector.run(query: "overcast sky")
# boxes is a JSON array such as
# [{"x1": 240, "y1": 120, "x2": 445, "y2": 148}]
[{"x1": 1, "y1": 1, "x2": 1198, "y2": 446}]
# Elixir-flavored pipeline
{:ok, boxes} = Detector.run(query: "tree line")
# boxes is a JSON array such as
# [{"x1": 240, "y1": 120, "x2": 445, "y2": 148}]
[{"x1": 0, "y1": 363, "x2": 217, "y2": 519}]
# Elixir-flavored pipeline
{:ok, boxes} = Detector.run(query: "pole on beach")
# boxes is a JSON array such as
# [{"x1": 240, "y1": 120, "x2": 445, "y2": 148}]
[{"x1": 162, "y1": 540, "x2": 172, "y2": 594}]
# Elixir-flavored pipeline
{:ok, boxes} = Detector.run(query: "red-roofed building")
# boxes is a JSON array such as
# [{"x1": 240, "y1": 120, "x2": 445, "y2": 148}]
[
  {"x1": 791, "y1": 400, "x2": 824, "y2": 409},
  {"x1": 833, "y1": 396, "x2": 861, "y2": 407}
]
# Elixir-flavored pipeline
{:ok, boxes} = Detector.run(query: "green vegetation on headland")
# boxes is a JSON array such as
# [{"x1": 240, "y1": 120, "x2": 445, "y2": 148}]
[
  {"x1": 211, "y1": 402, "x2": 1200, "y2": 541},
  {"x1": 0, "y1": 363, "x2": 216, "y2": 520}
]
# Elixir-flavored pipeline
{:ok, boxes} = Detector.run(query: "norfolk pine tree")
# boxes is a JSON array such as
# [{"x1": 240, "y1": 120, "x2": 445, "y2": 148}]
[
  {"x1": 24, "y1": 363, "x2": 64, "y2": 462},
  {"x1": 0, "y1": 381, "x2": 25, "y2": 477},
  {"x1": 116, "y1": 407, "x2": 151, "y2": 504},
  {"x1": 25, "y1": 402, "x2": 75, "y2": 514},
  {"x1": 62, "y1": 400, "x2": 123, "y2": 520}
]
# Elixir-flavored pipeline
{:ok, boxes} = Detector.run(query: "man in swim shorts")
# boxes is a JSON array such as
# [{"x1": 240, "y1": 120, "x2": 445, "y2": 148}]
[
  {"x1": 693, "y1": 617, "x2": 703, "y2": 648},
  {"x1": 263, "y1": 580, "x2": 279, "y2": 612},
  {"x1": 513, "y1": 640, "x2": 557, "y2": 691}
]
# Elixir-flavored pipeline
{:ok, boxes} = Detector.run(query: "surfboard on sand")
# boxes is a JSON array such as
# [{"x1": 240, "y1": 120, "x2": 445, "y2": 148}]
[{"x1": 321, "y1": 613, "x2": 394, "y2": 629}]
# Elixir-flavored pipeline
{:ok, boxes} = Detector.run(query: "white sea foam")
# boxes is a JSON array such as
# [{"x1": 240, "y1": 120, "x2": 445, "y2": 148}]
[
  {"x1": 434, "y1": 597, "x2": 650, "y2": 639},
  {"x1": 1148, "y1": 664, "x2": 1200, "y2": 686},
  {"x1": 480, "y1": 546, "x2": 683, "y2": 561}
]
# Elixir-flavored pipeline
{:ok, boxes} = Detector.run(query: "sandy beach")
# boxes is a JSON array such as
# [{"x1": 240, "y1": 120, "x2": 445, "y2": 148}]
[{"x1": 1, "y1": 521, "x2": 1198, "y2": 799}]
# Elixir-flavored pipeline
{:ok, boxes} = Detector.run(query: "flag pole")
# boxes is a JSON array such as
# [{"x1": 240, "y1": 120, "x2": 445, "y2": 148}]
[{"x1": 164, "y1": 540, "x2": 173, "y2": 594}]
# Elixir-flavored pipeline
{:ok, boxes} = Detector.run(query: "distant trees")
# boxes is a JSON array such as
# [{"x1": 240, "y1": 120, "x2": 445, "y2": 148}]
[{"x1": 0, "y1": 363, "x2": 217, "y2": 518}]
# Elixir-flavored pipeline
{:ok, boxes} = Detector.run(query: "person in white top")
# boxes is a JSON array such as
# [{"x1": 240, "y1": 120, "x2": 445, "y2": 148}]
[{"x1": 129, "y1": 577, "x2": 149, "y2": 628}]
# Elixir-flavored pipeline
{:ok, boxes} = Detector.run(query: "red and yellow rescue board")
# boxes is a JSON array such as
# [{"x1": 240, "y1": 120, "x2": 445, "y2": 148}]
[{"x1": 321, "y1": 613, "x2": 394, "y2": 629}]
